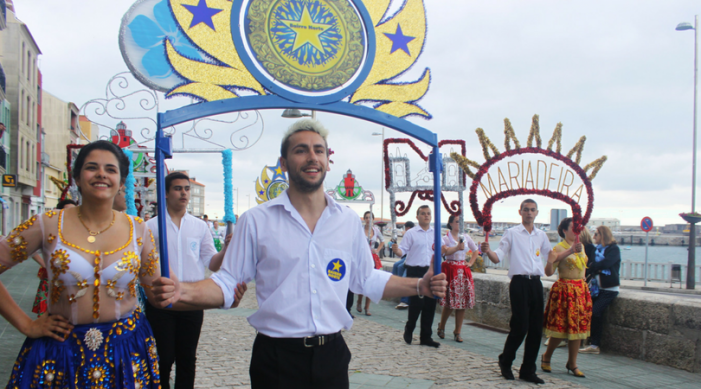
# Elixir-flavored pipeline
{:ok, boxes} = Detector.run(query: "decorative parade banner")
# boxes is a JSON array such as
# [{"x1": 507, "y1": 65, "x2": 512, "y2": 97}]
[
  {"x1": 327, "y1": 169, "x2": 375, "y2": 203},
  {"x1": 255, "y1": 160, "x2": 289, "y2": 204},
  {"x1": 451, "y1": 115, "x2": 607, "y2": 238},
  {"x1": 120, "y1": 0, "x2": 445, "y2": 277},
  {"x1": 384, "y1": 138, "x2": 466, "y2": 233}
]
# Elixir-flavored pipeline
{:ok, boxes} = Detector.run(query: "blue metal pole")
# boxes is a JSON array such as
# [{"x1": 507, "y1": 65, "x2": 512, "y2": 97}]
[
  {"x1": 429, "y1": 147, "x2": 442, "y2": 289},
  {"x1": 155, "y1": 113, "x2": 173, "y2": 285}
]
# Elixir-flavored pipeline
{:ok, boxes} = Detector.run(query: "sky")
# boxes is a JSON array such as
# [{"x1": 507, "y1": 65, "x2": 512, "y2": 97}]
[{"x1": 13, "y1": 0, "x2": 701, "y2": 227}]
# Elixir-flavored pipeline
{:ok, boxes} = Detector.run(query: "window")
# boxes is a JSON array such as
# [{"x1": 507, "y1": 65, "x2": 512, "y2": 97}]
[
  {"x1": 19, "y1": 136, "x2": 24, "y2": 170},
  {"x1": 26, "y1": 96, "x2": 30, "y2": 126},
  {"x1": 31, "y1": 144, "x2": 35, "y2": 174},
  {"x1": 21, "y1": 43, "x2": 25, "y2": 75},
  {"x1": 26, "y1": 141, "x2": 30, "y2": 172},
  {"x1": 27, "y1": 52, "x2": 31, "y2": 81},
  {"x1": 20, "y1": 89, "x2": 24, "y2": 125}
]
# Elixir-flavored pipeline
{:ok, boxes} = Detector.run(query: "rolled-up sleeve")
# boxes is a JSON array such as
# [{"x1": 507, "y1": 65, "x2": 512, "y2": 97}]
[
  {"x1": 348, "y1": 219, "x2": 391, "y2": 303},
  {"x1": 210, "y1": 212, "x2": 257, "y2": 309}
]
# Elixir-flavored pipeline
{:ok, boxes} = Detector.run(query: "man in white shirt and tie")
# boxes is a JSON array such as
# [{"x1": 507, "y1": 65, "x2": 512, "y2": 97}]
[
  {"x1": 151, "y1": 119, "x2": 447, "y2": 389},
  {"x1": 392, "y1": 205, "x2": 440, "y2": 348},
  {"x1": 481, "y1": 199, "x2": 552, "y2": 385},
  {"x1": 145, "y1": 171, "x2": 229, "y2": 389}
]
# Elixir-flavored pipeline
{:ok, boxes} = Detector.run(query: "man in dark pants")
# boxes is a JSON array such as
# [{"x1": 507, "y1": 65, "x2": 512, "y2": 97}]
[
  {"x1": 393, "y1": 206, "x2": 440, "y2": 348},
  {"x1": 145, "y1": 172, "x2": 228, "y2": 389},
  {"x1": 150, "y1": 119, "x2": 447, "y2": 389},
  {"x1": 481, "y1": 199, "x2": 552, "y2": 384}
]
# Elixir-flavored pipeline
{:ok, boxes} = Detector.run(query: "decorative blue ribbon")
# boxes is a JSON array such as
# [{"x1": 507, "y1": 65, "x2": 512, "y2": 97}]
[
  {"x1": 222, "y1": 149, "x2": 236, "y2": 224},
  {"x1": 122, "y1": 149, "x2": 138, "y2": 216}
]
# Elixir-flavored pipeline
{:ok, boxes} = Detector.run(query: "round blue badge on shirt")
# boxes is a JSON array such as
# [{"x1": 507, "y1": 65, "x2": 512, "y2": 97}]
[{"x1": 326, "y1": 258, "x2": 346, "y2": 282}]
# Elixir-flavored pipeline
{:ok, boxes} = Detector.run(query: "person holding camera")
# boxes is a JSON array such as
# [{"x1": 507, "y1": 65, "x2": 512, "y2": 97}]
[
  {"x1": 436, "y1": 214, "x2": 479, "y2": 343},
  {"x1": 356, "y1": 211, "x2": 384, "y2": 316}
]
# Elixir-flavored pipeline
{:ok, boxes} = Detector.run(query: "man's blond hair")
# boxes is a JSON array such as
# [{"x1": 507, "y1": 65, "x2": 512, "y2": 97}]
[{"x1": 280, "y1": 119, "x2": 329, "y2": 158}]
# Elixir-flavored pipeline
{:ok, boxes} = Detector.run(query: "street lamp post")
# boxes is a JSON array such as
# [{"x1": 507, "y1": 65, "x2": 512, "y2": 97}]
[
  {"x1": 372, "y1": 128, "x2": 385, "y2": 222},
  {"x1": 677, "y1": 16, "x2": 698, "y2": 289}
]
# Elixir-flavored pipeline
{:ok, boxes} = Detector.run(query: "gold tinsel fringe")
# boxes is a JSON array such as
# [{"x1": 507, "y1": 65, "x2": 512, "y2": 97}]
[
  {"x1": 503, "y1": 118, "x2": 521, "y2": 151},
  {"x1": 583, "y1": 156, "x2": 607, "y2": 180},
  {"x1": 527, "y1": 114, "x2": 542, "y2": 148},
  {"x1": 476, "y1": 128, "x2": 500, "y2": 160},
  {"x1": 566, "y1": 136, "x2": 587, "y2": 165},
  {"x1": 451, "y1": 152, "x2": 480, "y2": 180},
  {"x1": 547, "y1": 122, "x2": 563, "y2": 153}
]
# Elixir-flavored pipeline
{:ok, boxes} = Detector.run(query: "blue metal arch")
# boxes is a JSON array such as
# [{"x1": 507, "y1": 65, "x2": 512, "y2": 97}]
[{"x1": 155, "y1": 97, "x2": 444, "y2": 297}]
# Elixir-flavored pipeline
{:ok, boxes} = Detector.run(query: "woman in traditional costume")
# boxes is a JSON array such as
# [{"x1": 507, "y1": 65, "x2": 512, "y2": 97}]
[
  {"x1": 0, "y1": 141, "x2": 162, "y2": 388},
  {"x1": 436, "y1": 214, "x2": 479, "y2": 343},
  {"x1": 541, "y1": 217, "x2": 592, "y2": 378},
  {"x1": 356, "y1": 211, "x2": 384, "y2": 316}
]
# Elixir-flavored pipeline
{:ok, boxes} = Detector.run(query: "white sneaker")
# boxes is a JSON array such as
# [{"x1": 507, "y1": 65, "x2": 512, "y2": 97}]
[
  {"x1": 579, "y1": 346, "x2": 600, "y2": 354},
  {"x1": 395, "y1": 302, "x2": 409, "y2": 309}
]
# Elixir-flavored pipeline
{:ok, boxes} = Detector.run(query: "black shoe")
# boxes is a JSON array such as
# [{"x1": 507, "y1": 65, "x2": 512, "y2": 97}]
[
  {"x1": 403, "y1": 328, "x2": 412, "y2": 345},
  {"x1": 519, "y1": 373, "x2": 545, "y2": 384},
  {"x1": 419, "y1": 338, "x2": 440, "y2": 348},
  {"x1": 498, "y1": 360, "x2": 515, "y2": 380}
]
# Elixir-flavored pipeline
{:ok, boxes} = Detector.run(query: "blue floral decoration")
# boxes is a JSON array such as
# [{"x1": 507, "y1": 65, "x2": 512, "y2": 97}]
[{"x1": 128, "y1": 0, "x2": 203, "y2": 79}]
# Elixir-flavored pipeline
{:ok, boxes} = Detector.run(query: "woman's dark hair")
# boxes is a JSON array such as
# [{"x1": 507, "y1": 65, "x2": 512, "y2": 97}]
[
  {"x1": 72, "y1": 141, "x2": 130, "y2": 184},
  {"x1": 557, "y1": 217, "x2": 573, "y2": 239},
  {"x1": 56, "y1": 199, "x2": 78, "y2": 209},
  {"x1": 447, "y1": 214, "x2": 459, "y2": 227},
  {"x1": 363, "y1": 211, "x2": 375, "y2": 219}
]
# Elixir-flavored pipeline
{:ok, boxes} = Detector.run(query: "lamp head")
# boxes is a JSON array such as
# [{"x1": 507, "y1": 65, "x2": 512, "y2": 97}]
[
  {"x1": 676, "y1": 22, "x2": 694, "y2": 31},
  {"x1": 281, "y1": 109, "x2": 311, "y2": 118}
]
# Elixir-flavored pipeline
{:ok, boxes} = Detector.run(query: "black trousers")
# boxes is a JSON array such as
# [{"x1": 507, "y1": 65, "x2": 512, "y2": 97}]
[
  {"x1": 590, "y1": 290, "x2": 618, "y2": 346},
  {"x1": 346, "y1": 290, "x2": 354, "y2": 314},
  {"x1": 250, "y1": 333, "x2": 352, "y2": 389},
  {"x1": 145, "y1": 301, "x2": 204, "y2": 389},
  {"x1": 499, "y1": 276, "x2": 544, "y2": 376},
  {"x1": 405, "y1": 265, "x2": 436, "y2": 341}
]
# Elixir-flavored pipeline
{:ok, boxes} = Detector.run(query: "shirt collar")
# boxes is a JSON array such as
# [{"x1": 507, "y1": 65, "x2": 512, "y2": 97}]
[
  {"x1": 269, "y1": 189, "x2": 342, "y2": 214},
  {"x1": 516, "y1": 224, "x2": 537, "y2": 235}
]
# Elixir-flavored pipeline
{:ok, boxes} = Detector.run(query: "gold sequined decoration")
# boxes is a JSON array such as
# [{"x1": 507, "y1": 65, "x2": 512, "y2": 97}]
[
  {"x1": 350, "y1": 0, "x2": 430, "y2": 118},
  {"x1": 166, "y1": 0, "x2": 264, "y2": 101},
  {"x1": 137, "y1": 237, "x2": 143, "y2": 246},
  {"x1": 57, "y1": 211, "x2": 134, "y2": 320},
  {"x1": 7, "y1": 216, "x2": 35, "y2": 262},
  {"x1": 50, "y1": 249, "x2": 70, "y2": 304},
  {"x1": 0, "y1": 263, "x2": 8, "y2": 274},
  {"x1": 47, "y1": 233, "x2": 56, "y2": 244},
  {"x1": 31, "y1": 360, "x2": 65, "y2": 387},
  {"x1": 141, "y1": 230, "x2": 159, "y2": 277},
  {"x1": 134, "y1": 216, "x2": 143, "y2": 224}
]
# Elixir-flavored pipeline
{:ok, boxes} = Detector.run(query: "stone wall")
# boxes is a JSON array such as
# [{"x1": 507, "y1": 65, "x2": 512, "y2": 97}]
[{"x1": 462, "y1": 273, "x2": 701, "y2": 372}]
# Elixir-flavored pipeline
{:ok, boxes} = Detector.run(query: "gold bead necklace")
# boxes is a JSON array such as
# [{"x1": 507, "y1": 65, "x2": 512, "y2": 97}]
[{"x1": 78, "y1": 208, "x2": 116, "y2": 243}]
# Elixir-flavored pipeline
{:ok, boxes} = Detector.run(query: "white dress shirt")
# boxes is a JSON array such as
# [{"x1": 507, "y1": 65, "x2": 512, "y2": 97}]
[
  {"x1": 442, "y1": 232, "x2": 478, "y2": 261},
  {"x1": 147, "y1": 211, "x2": 217, "y2": 283},
  {"x1": 398, "y1": 225, "x2": 434, "y2": 267},
  {"x1": 210, "y1": 190, "x2": 392, "y2": 338},
  {"x1": 494, "y1": 224, "x2": 551, "y2": 279}
]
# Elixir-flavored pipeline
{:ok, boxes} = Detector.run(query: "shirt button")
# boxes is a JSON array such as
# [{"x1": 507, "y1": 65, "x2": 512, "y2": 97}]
[
  {"x1": 312, "y1": 290, "x2": 317, "y2": 294},
  {"x1": 311, "y1": 264, "x2": 316, "y2": 268}
]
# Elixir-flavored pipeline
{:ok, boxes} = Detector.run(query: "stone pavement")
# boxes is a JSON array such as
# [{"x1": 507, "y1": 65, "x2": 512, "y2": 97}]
[{"x1": 2, "y1": 260, "x2": 700, "y2": 388}]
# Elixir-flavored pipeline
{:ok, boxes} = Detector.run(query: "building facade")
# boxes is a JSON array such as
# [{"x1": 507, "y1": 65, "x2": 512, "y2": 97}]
[
  {"x1": 2, "y1": 7, "x2": 41, "y2": 226},
  {"x1": 0, "y1": 0, "x2": 11, "y2": 234}
]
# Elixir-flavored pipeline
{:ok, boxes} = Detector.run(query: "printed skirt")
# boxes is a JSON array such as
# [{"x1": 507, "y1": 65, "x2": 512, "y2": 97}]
[
  {"x1": 439, "y1": 260, "x2": 475, "y2": 310},
  {"x1": 544, "y1": 278, "x2": 593, "y2": 340},
  {"x1": 5, "y1": 308, "x2": 160, "y2": 389}
]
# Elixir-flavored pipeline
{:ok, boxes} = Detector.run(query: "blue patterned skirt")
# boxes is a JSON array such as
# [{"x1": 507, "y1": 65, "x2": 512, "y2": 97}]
[{"x1": 6, "y1": 308, "x2": 160, "y2": 389}]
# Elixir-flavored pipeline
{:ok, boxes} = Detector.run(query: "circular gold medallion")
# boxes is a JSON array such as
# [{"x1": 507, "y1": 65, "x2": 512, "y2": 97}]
[{"x1": 87, "y1": 236, "x2": 96, "y2": 244}]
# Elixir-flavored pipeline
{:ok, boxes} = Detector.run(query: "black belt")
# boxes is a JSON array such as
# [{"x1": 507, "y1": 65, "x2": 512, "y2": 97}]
[
  {"x1": 259, "y1": 331, "x2": 342, "y2": 348},
  {"x1": 513, "y1": 274, "x2": 540, "y2": 280}
]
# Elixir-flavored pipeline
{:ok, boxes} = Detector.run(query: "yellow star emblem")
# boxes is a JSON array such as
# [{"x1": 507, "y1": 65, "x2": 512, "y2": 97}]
[
  {"x1": 274, "y1": 166, "x2": 283, "y2": 176},
  {"x1": 332, "y1": 260, "x2": 343, "y2": 272},
  {"x1": 281, "y1": 5, "x2": 331, "y2": 52}
]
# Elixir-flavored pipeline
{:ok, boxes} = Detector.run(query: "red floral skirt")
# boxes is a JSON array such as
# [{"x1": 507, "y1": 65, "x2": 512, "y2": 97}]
[
  {"x1": 544, "y1": 278, "x2": 592, "y2": 340},
  {"x1": 31, "y1": 267, "x2": 48, "y2": 316},
  {"x1": 439, "y1": 261, "x2": 475, "y2": 310},
  {"x1": 372, "y1": 253, "x2": 382, "y2": 270}
]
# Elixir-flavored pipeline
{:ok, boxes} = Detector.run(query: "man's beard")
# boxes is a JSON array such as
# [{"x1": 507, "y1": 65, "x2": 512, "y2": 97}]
[{"x1": 288, "y1": 168, "x2": 326, "y2": 193}]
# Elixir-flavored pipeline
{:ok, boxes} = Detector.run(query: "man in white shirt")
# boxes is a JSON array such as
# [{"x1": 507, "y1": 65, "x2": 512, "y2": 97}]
[
  {"x1": 151, "y1": 119, "x2": 447, "y2": 389},
  {"x1": 481, "y1": 199, "x2": 552, "y2": 385},
  {"x1": 392, "y1": 206, "x2": 439, "y2": 348},
  {"x1": 145, "y1": 171, "x2": 228, "y2": 389}
]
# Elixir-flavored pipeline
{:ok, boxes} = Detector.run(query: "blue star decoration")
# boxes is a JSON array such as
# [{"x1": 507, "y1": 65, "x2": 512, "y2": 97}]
[
  {"x1": 383, "y1": 24, "x2": 415, "y2": 56},
  {"x1": 268, "y1": 160, "x2": 287, "y2": 181},
  {"x1": 182, "y1": 0, "x2": 223, "y2": 30}
]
